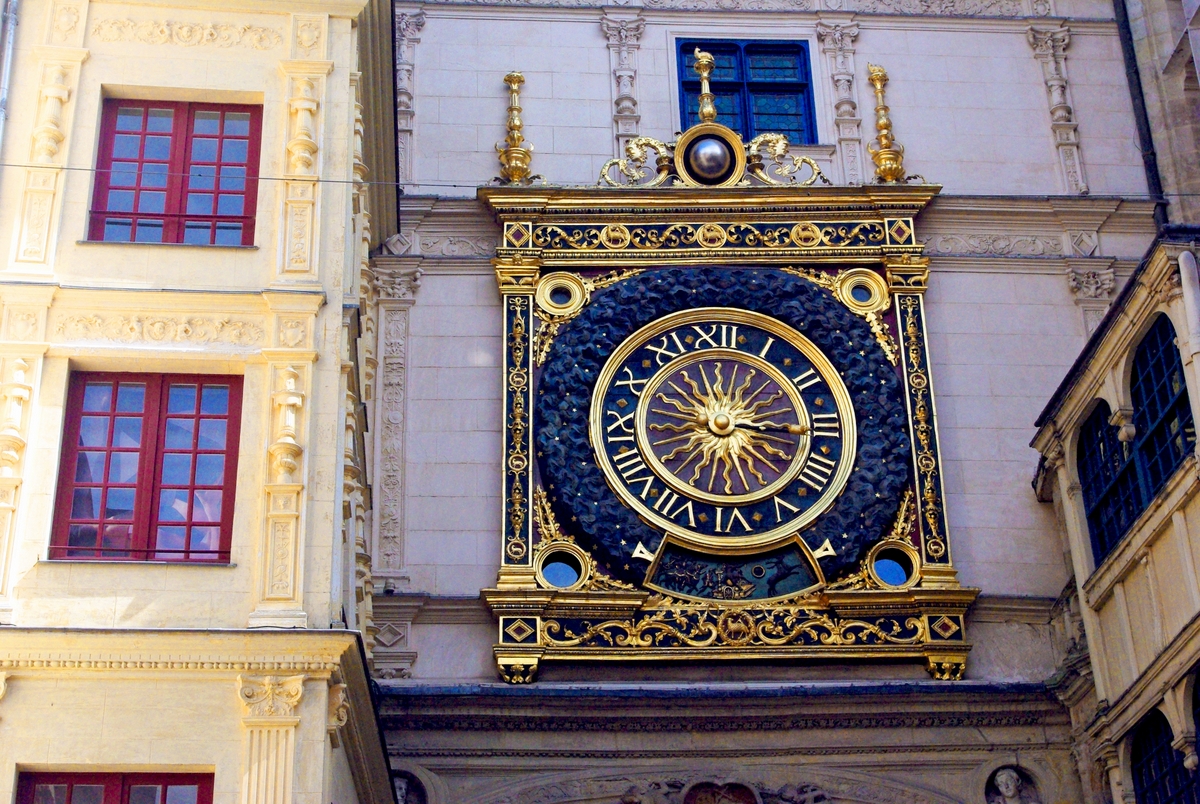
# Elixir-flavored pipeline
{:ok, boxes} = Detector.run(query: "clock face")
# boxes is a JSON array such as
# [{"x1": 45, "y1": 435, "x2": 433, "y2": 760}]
[{"x1": 591, "y1": 308, "x2": 856, "y2": 554}]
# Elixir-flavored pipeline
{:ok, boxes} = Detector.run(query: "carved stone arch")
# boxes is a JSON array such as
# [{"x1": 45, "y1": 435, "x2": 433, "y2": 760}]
[
  {"x1": 389, "y1": 761, "x2": 448, "y2": 804},
  {"x1": 470, "y1": 763, "x2": 965, "y2": 804},
  {"x1": 1157, "y1": 669, "x2": 1200, "y2": 771},
  {"x1": 1112, "y1": 306, "x2": 1181, "y2": 422}
]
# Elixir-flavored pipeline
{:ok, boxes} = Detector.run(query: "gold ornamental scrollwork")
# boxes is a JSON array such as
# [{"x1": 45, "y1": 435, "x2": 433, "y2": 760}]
[
  {"x1": 746, "y1": 134, "x2": 831, "y2": 187},
  {"x1": 505, "y1": 295, "x2": 531, "y2": 562},
  {"x1": 781, "y1": 266, "x2": 899, "y2": 364},
  {"x1": 899, "y1": 295, "x2": 947, "y2": 561}
]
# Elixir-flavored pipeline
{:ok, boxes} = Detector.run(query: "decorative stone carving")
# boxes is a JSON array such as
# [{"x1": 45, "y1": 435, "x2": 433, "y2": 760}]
[
  {"x1": 857, "y1": 0, "x2": 1019, "y2": 13},
  {"x1": 278, "y1": 62, "x2": 331, "y2": 279},
  {"x1": 1068, "y1": 229, "x2": 1099, "y2": 256},
  {"x1": 986, "y1": 767, "x2": 1042, "y2": 804},
  {"x1": 269, "y1": 367, "x2": 305, "y2": 485},
  {"x1": 50, "y1": 3, "x2": 81, "y2": 43},
  {"x1": 54, "y1": 314, "x2": 265, "y2": 345},
  {"x1": 405, "y1": 0, "x2": 1043, "y2": 11},
  {"x1": 600, "y1": 14, "x2": 645, "y2": 156},
  {"x1": 1027, "y1": 26, "x2": 1088, "y2": 195},
  {"x1": 327, "y1": 682, "x2": 350, "y2": 745},
  {"x1": 924, "y1": 233, "x2": 1063, "y2": 256},
  {"x1": 291, "y1": 15, "x2": 326, "y2": 59},
  {"x1": 396, "y1": 11, "x2": 426, "y2": 184},
  {"x1": 373, "y1": 264, "x2": 422, "y2": 576},
  {"x1": 90, "y1": 19, "x2": 282, "y2": 49},
  {"x1": 816, "y1": 22, "x2": 863, "y2": 184},
  {"x1": 1066, "y1": 264, "x2": 1115, "y2": 300},
  {"x1": 237, "y1": 674, "x2": 305, "y2": 717},
  {"x1": 0, "y1": 360, "x2": 31, "y2": 478}
]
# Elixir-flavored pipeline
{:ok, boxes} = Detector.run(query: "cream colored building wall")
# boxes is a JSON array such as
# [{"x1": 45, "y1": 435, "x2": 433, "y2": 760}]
[{"x1": 0, "y1": 0, "x2": 371, "y2": 631}]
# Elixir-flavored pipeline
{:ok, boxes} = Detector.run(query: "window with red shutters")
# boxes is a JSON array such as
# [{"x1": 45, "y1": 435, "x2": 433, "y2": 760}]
[
  {"x1": 88, "y1": 100, "x2": 262, "y2": 246},
  {"x1": 17, "y1": 773, "x2": 214, "y2": 804},
  {"x1": 50, "y1": 373, "x2": 243, "y2": 562}
]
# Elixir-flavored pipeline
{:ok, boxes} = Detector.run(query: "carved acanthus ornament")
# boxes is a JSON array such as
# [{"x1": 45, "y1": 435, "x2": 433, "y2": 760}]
[
  {"x1": 373, "y1": 264, "x2": 422, "y2": 577},
  {"x1": 1027, "y1": 26, "x2": 1089, "y2": 195},
  {"x1": 326, "y1": 682, "x2": 350, "y2": 746},
  {"x1": 237, "y1": 675, "x2": 306, "y2": 804},
  {"x1": 237, "y1": 674, "x2": 305, "y2": 718},
  {"x1": 600, "y1": 14, "x2": 645, "y2": 156},
  {"x1": 816, "y1": 22, "x2": 864, "y2": 184},
  {"x1": 1066, "y1": 264, "x2": 1115, "y2": 300},
  {"x1": 396, "y1": 11, "x2": 426, "y2": 184}
]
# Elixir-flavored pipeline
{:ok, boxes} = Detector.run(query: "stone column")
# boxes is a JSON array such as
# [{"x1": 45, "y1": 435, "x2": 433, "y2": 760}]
[
  {"x1": 600, "y1": 13, "x2": 645, "y2": 157},
  {"x1": 816, "y1": 20, "x2": 864, "y2": 185},
  {"x1": 395, "y1": 10, "x2": 426, "y2": 186},
  {"x1": 371, "y1": 261, "x2": 422, "y2": 581},
  {"x1": 236, "y1": 675, "x2": 305, "y2": 804},
  {"x1": 1028, "y1": 25, "x2": 1089, "y2": 195}
]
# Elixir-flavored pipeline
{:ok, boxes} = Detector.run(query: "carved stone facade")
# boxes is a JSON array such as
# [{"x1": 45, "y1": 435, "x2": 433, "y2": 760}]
[
  {"x1": 815, "y1": 21, "x2": 863, "y2": 185},
  {"x1": 396, "y1": 10, "x2": 426, "y2": 185},
  {"x1": 600, "y1": 14, "x2": 645, "y2": 156},
  {"x1": 1027, "y1": 26, "x2": 1088, "y2": 196}
]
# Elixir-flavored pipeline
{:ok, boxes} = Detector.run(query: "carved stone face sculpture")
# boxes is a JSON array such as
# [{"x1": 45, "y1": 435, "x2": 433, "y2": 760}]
[{"x1": 995, "y1": 769, "x2": 1021, "y2": 799}]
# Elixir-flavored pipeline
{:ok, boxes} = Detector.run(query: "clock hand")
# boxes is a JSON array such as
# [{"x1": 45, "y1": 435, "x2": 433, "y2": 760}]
[{"x1": 735, "y1": 422, "x2": 809, "y2": 435}]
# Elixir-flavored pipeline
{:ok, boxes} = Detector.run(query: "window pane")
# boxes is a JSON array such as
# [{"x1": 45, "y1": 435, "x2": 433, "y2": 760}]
[
  {"x1": 116, "y1": 383, "x2": 146, "y2": 412},
  {"x1": 187, "y1": 194, "x2": 213, "y2": 215},
  {"x1": 221, "y1": 139, "x2": 248, "y2": 164},
  {"x1": 198, "y1": 419, "x2": 227, "y2": 450},
  {"x1": 107, "y1": 190, "x2": 135, "y2": 212},
  {"x1": 144, "y1": 135, "x2": 172, "y2": 161},
  {"x1": 684, "y1": 46, "x2": 739, "y2": 80},
  {"x1": 141, "y1": 163, "x2": 169, "y2": 188},
  {"x1": 134, "y1": 220, "x2": 163, "y2": 243},
  {"x1": 747, "y1": 50, "x2": 804, "y2": 81},
  {"x1": 102, "y1": 523, "x2": 132, "y2": 553},
  {"x1": 193, "y1": 489, "x2": 222, "y2": 521},
  {"x1": 129, "y1": 787, "x2": 161, "y2": 804},
  {"x1": 189, "y1": 165, "x2": 216, "y2": 190},
  {"x1": 195, "y1": 454, "x2": 225, "y2": 485},
  {"x1": 68, "y1": 523, "x2": 98, "y2": 547},
  {"x1": 156, "y1": 526, "x2": 186, "y2": 555},
  {"x1": 190, "y1": 527, "x2": 219, "y2": 553},
  {"x1": 191, "y1": 138, "x2": 218, "y2": 162},
  {"x1": 105, "y1": 487, "x2": 136, "y2": 520},
  {"x1": 224, "y1": 113, "x2": 251, "y2": 136},
  {"x1": 115, "y1": 108, "x2": 144, "y2": 132},
  {"x1": 201, "y1": 386, "x2": 230, "y2": 414},
  {"x1": 147, "y1": 108, "x2": 174, "y2": 132},
  {"x1": 193, "y1": 111, "x2": 221, "y2": 135},
  {"x1": 165, "y1": 418, "x2": 195, "y2": 449},
  {"x1": 219, "y1": 166, "x2": 246, "y2": 192},
  {"x1": 79, "y1": 416, "x2": 110, "y2": 447},
  {"x1": 169, "y1": 385, "x2": 198, "y2": 413},
  {"x1": 214, "y1": 223, "x2": 243, "y2": 245},
  {"x1": 113, "y1": 134, "x2": 141, "y2": 159},
  {"x1": 159, "y1": 488, "x2": 189, "y2": 521},
  {"x1": 70, "y1": 786, "x2": 104, "y2": 804},
  {"x1": 83, "y1": 383, "x2": 113, "y2": 412},
  {"x1": 162, "y1": 453, "x2": 192, "y2": 484},
  {"x1": 109, "y1": 451, "x2": 140, "y2": 484},
  {"x1": 184, "y1": 223, "x2": 212, "y2": 245},
  {"x1": 138, "y1": 192, "x2": 166, "y2": 213},
  {"x1": 113, "y1": 417, "x2": 143, "y2": 447},
  {"x1": 72, "y1": 488, "x2": 101, "y2": 518},
  {"x1": 103, "y1": 219, "x2": 133, "y2": 242},
  {"x1": 110, "y1": 162, "x2": 139, "y2": 187},
  {"x1": 75, "y1": 451, "x2": 106, "y2": 483},
  {"x1": 217, "y1": 195, "x2": 244, "y2": 216}
]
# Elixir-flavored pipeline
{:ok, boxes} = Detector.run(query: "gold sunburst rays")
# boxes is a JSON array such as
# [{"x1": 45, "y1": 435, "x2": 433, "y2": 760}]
[{"x1": 647, "y1": 360, "x2": 808, "y2": 495}]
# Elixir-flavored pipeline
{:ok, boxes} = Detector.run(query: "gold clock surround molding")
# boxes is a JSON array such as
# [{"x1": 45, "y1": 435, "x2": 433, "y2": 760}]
[{"x1": 479, "y1": 64, "x2": 976, "y2": 685}]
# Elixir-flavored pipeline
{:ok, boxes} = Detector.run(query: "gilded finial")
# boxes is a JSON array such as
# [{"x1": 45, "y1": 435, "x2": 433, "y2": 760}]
[
  {"x1": 866, "y1": 64, "x2": 906, "y2": 183},
  {"x1": 693, "y1": 48, "x2": 717, "y2": 124},
  {"x1": 497, "y1": 71, "x2": 534, "y2": 184}
]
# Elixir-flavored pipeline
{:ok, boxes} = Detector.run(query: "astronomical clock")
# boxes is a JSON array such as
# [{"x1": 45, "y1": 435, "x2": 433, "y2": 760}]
[{"x1": 479, "y1": 55, "x2": 978, "y2": 683}]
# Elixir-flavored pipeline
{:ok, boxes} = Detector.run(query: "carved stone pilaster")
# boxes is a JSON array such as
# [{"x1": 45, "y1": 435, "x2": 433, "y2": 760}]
[
  {"x1": 237, "y1": 675, "x2": 305, "y2": 804},
  {"x1": 278, "y1": 60, "x2": 333, "y2": 280},
  {"x1": 395, "y1": 10, "x2": 426, "y2": 185},
  {"x1": 372, "y1": 261, "x2": 422, "y2": 580},
  {"x1": 1066, "y1": 259, "x2": 1116, "y2": 335},
  {"x1": 1028, "y1": 25, "x2": 1089, "y2": 195},
  {"x1": 600, "y1": 13, "x2": 645, "y2": 156},
  {"x1": 816, "y1": 21, "x2": 864, "y2": 185}
]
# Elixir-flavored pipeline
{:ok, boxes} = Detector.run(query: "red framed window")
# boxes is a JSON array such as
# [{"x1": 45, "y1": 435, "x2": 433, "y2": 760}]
[
  {"x1": 51, "y1": 373, "x2": 243, "y2": 562},
  {"x1": 18, "y1": 773, "x2": 214, "y2": 804},
  {"x1": 89, "y1": 100, "x2": 262, "y2": 246}
]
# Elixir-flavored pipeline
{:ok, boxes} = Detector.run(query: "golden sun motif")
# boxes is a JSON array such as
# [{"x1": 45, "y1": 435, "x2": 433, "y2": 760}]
[{"x1": 645, "y1": 356, "x2": 810, "y2": 499}]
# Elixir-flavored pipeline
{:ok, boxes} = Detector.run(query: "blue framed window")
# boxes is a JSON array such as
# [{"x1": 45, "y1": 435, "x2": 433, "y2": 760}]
[
  {"x1": 678, "y1": 41, "x2": 817, "y2": 145},
  {"x1": 1076, "y1": 314, "x2": 1195, "y2": 565},
  {"x1": 1131, "y1": 708, "x2": 1200, "y2": 804}
]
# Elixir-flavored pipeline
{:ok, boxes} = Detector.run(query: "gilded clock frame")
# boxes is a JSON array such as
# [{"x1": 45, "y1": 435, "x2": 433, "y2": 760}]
[{"x1": 480, "y1": 183, "x2": 978, "y2": 684}]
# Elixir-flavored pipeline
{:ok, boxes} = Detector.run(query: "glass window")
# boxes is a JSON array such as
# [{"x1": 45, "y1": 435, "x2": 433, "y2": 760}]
[
  {"x1": 1131, "y1": 709, "x2": 1200, "y2": 804},
  {"x1": 89, "y1": 101, "x2": 261, "y2": 246},
  {"x1": 679, "y1": 40, "x2": 817, "y2": 145},
  {"x1": 18, "y1": 775, "x2": 211, "y2": 804},
  {"x1": 51, "y1": 373, "x2": 242, "y2": 562}
]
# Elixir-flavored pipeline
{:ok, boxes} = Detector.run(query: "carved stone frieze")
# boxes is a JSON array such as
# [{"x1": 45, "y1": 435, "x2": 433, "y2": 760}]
[
  {"x1": 1066, "y1": 264, "x2": 1115, "y2": 299},
  {"x1": 923, "y1": 233, "x2": 1064, "y2": 256},
  {"x1": 396, "y1": 11, "x2": 426, "y2": 185},
  {"x1": 90, "y1": 19, "x2": 282, "y2": 49},
  {"x1": 600, "y1": 14, "x2": 645, "y2": 156},
  {"x1": 54, "y1": 314, "x2": 265, "y2": 345},
  {"x1": 1027, "y1": 25, "x2": 1088, "y2": 195}
]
